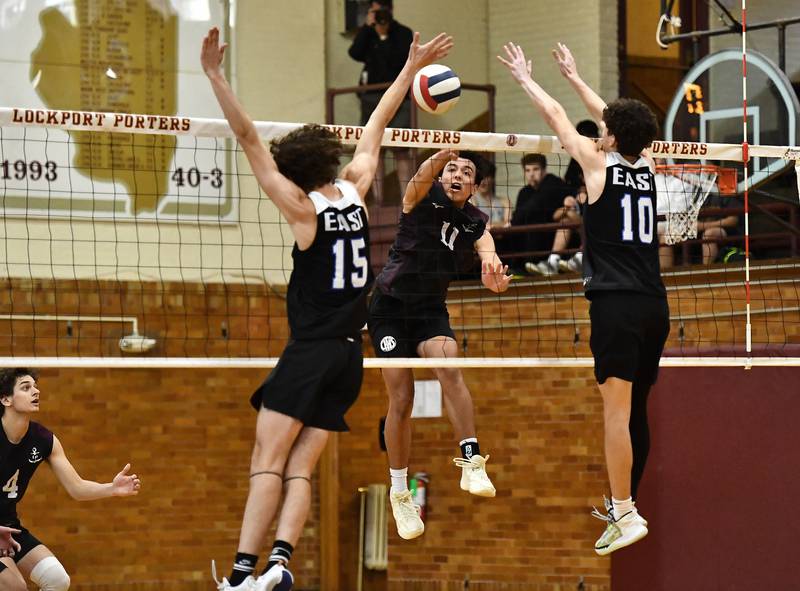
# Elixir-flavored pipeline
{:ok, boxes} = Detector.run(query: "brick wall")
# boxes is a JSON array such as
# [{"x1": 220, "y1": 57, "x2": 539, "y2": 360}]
[
  {"x1": 1, "y1": 266, "x2": 796, "y2": 590},
  {"x1": 17, "y1": 366, "x2": 321, "y2": 591},
  {"x1": 339, "y1": 366, "x2": 611, "y2": 591}
]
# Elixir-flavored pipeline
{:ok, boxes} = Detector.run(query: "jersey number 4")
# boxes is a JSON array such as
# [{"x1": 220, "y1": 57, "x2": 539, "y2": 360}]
[
  {"x1": 3, "y1": 469, "x2": 19, "y2": 499},
  {"x1": 332, "y1": 238, "x2": 368, "y2": 289},
  {"x1": 621, "y1": 194, "x2": 654, "y2": 244}
]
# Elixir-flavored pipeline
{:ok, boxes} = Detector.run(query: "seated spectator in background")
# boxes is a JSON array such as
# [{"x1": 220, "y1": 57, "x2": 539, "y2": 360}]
[
  {"x1": 655, "y1": 165, "x2": 691, "y2": 269},
  {"x1": 348, "y1": 0, "x2": 414, "y2": 205},
  {"x1": 533, "y1": 185, "x2": 587, "y2": 275},
  {"x1": 563, "y1": 119, "x2": 599, "y2": 190},
  {"x1": 472, "y1": 160, "x2": 511, "y2": 230},
  {"x1": 524, "y1": 120, "x2": 597, "y2": 276},
  {"x1": 696, "y1": 193, "x2": 741, "y2": 265},
  {"x1": 657, "y1": 169, "x2": 741, "y2": 267},
  {"x1": 510, "y1": 153, "x2": 574, "y2": 275}
]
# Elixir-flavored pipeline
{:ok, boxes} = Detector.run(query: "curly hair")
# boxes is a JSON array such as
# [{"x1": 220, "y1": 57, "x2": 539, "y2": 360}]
[
  {"x1": 602, "y1": 98, "x2": 659, "y2": 157},
  {"x1": 0, "y1": 368, "x2": 38, "y2": 415},
  {"x1": 270, "y1": 124, "x2": 343, "y2": 193}
]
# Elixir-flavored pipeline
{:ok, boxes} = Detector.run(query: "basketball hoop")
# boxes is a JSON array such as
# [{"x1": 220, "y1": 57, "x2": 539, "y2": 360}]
[{"x1": 656, "y1": 164, "x2": 738, "y2": 245}]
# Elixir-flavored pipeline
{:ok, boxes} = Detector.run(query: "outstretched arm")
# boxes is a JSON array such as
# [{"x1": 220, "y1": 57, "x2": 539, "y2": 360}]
[
  {"x1": 552, "y1": 43, "x2": 606, "y2": 124},
  {"x1": 475, "y1": 231, "x2": 511, "y2": 293},
  {"x1": 201, "y1": 27, "x2": 312, "y2": 228},
  {"x1": 497, "y1": 43, "x2": 602, "y2": 173},
  {"x1": 342, "y1": 32, "x2": 454, "y2": 199},
  {"x1": 48, "y1": 436, "x2": 141, "y2": 501},
  {"x1": 401, "y1": 149, "x2": 456, "y2": 213}
]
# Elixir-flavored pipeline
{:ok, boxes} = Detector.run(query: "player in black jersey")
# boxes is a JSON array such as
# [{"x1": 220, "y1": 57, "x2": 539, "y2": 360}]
[
  {"x1": 0, "y1": 368, "x2": 141, "y2": 590},
  {"x1": 500, "y1": 42, "x2": 667, "y2": 555},
  {"x1": 369, "y1": 149, "x2": 511, "y2": 540},
  {"x1": 201, "y1": 26, "x2": 453, "y2": 589}
]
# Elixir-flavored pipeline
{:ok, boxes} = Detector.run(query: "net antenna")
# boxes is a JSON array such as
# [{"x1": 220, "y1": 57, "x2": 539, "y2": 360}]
[{"x1": 657, "y1": 164, "x2": 737, "y2": 245}]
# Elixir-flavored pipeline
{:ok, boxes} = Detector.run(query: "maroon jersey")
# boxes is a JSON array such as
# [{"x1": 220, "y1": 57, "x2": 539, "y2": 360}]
[
  {"x1": 376, "y1": 182, "x2": 488, "y2": 305},
  {"x1": 0, "y1": 421, "x2": 54, "y2": 522}
]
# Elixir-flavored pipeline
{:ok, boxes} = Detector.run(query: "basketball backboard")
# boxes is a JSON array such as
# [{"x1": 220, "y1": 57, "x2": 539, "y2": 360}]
[{"x1": 664, "y1": 48, "x2": 800, "y2": 193}]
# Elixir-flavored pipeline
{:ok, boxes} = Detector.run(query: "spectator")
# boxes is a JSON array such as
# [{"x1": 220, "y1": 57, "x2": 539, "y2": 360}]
[
  {"x1": 471, "y1": 160, "x2": 511, "y2": 230},
  {"x1": 509, "y1": 153, "x2": 574, "y2": 275},
  {"x1": 348, "y1": 0, "x2": 414, "y2": 205},
  {"x1": 563, "y1": 119, "x2": 599, "y2": 189},
  {"x1": 525, "y1": 120, "x2": 597, "y2": 275},
  {"x1": 696, "y1": 193, "x2": 741, "y2": 264},
  {"x1": 655, "y1": 165, "x2": 691, "y2": 269},
  {"x1": 656, "y1": 167, "x2": 740, "y2": 267},
  {"x1": 545, "y1": 185, "x2": 586, "y2": 274}
]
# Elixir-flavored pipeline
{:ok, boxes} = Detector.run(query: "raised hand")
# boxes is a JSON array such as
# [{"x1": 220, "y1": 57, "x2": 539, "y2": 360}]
[
  {"x1": 0, "y1": 525, "x2": 21, "y2": 558},
  {"x1": 552, "y1": 42, "x2": 578, "y2": 80},
  {"x1": 112, "y1": 463, "x2": 142, "y2": 497},
  {"x1": 481, "y1": 260, "x2": 511, "y2": 293},
  {"x1": 433, "y1": 149, "x2": 460, "y2": 164},
  {"x1": 496, "y1": 43, "x2": 533, "y2": 84},
  {"x1": 201, "y1": 27, "x2": 229, "y2": 77},
  {"x1": 407, "y1": 32, "x2": 454, "y2": 71}
]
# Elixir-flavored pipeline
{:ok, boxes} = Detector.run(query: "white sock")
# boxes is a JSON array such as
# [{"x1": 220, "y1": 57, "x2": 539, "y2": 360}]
[
  {"x1": 573, "y1": 251, "x2": 583, "y2": 264},
  {"x1": 548, "y1": 253, "x2": 561, "y2": 267},
  {"x1": 389, "y1": 467, "x2": 408, "y2": 494},
  {"x1": 612, "y1": 496, "x2": 634, "y2": 518}
]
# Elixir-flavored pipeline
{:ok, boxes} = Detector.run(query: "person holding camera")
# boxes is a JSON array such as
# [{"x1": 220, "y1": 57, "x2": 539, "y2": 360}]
[{"x1": 348, "y1": 0, "x2": 414, "y2": 205}]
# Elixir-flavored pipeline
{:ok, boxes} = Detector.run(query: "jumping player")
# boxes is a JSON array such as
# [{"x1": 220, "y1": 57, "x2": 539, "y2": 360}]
[
  {"x1": 201, "y1": 26, "x2": 453, "y2": 589},
  {"x1": 369, "y1": 150, "x2": 511, "y2": 540},
  {"x1": 0, "y1": 368, "x2": 141, "y2": 591},
  {"x1": 499, "y1": 42, "x2": 668, "y2": 555}
]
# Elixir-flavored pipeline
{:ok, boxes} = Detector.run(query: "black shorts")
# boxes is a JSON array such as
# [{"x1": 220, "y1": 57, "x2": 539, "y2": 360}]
[
  {"x1": 368, "y1": 290, "x2": 455, "y2": 357},
  {"x1": 0, "y1": 518, "x2": 43, "y2": 570},
  {"x1": 250, "y1": 337, "x2": 363, "y2": 432},
  {"x1": 589, "y1": 291, "x2": 670, "y2": 386}
]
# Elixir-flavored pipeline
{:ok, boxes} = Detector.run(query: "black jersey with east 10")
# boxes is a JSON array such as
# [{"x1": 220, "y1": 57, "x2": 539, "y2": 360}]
[{"x1": 583, "y1": 153, "x2": 666, "y2": 298}]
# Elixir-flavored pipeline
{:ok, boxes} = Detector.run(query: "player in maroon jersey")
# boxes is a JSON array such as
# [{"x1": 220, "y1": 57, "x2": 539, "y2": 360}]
[{"x1": 0, "y1": 368, "x2": 141, "y2": 591}]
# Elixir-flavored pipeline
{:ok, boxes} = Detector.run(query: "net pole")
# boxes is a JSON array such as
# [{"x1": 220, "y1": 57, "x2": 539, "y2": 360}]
[{"x1": 741, "y1": 0, "x2": 753, "y2": 369}]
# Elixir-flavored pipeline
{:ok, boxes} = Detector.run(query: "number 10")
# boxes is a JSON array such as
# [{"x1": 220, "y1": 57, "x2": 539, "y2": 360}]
[{"x1": 621, "y1": 194, "x2": 654, "y2": 244}]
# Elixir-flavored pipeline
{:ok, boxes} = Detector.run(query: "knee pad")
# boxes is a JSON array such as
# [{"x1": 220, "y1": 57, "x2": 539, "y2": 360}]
[{"x1": 29, "y1": 556, "x2": 70, "y2": 591}]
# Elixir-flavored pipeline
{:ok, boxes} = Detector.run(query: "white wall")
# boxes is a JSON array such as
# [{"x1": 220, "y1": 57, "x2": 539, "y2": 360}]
[
  {"x1": 488, "y1": 0, "x2": 618, "y2": 202},
  {"x1": 1, "y1": 0, "x2": 620, "y2": 283},
  {"x1": 325, "y1": 0, "x2": 490, "y2": 131}
]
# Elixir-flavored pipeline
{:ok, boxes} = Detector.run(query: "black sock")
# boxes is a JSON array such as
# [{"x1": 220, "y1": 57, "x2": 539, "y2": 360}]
[
  {"x1": 262, "y1": 539, "x2": 294, "y2": 575},
  {"x1": 460, "y1": 438, "x2": 480, "y2": 460},
  {"x1": 229, "y1": 552, "x2": 258, "y2": 586}
]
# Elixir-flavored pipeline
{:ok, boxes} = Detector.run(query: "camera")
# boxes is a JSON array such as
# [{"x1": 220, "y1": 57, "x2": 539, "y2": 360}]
[{"x1": 374, "y1": 8, "x2": 391, "y2": 25}]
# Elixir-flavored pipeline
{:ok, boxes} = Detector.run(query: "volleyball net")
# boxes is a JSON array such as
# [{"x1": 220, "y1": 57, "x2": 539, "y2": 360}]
[{"x1": 0, "y1": 106, "x2": 798, "y2": 368}]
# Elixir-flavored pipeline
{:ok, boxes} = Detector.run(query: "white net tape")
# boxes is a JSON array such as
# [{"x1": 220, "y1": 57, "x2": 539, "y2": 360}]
[{"x1": 1, "y1": 106, "x2": 799, "y2": 368}]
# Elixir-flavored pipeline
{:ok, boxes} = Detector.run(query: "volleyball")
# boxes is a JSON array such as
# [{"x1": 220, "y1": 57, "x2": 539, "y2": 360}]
[{"x1": 412, "y1": 64, "x2": 461, "y2": 115}]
